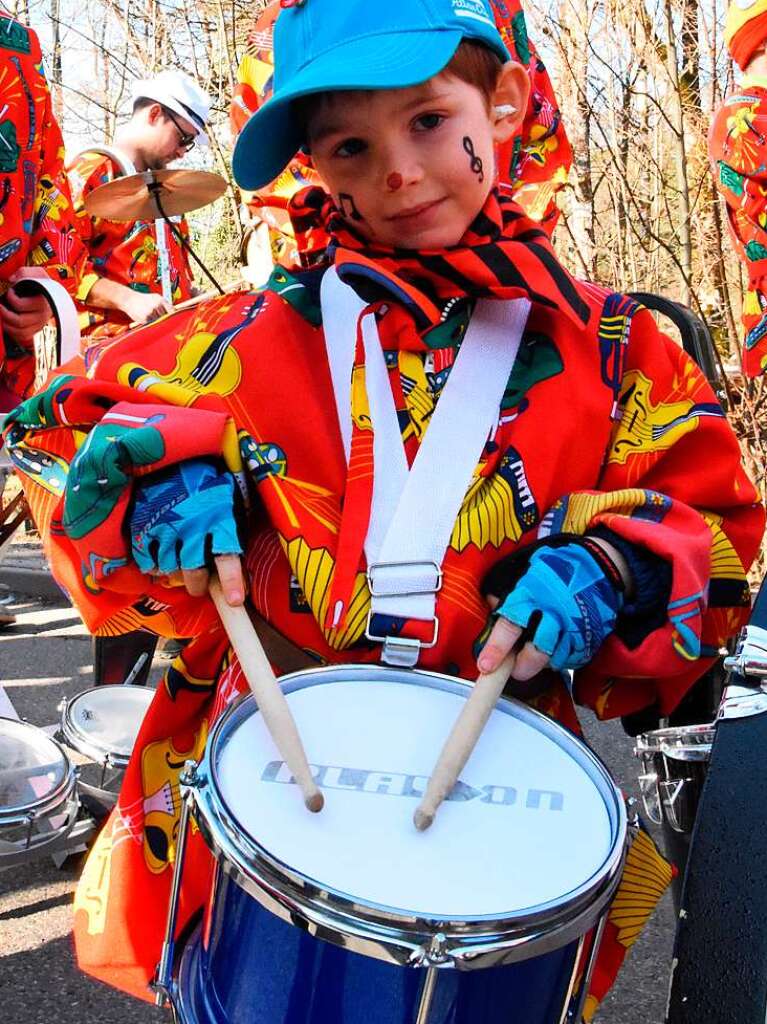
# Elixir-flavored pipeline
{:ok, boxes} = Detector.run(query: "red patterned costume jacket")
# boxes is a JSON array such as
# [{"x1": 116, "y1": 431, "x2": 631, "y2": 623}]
[
  {"x1": 0, "y1": 13, "x2": 84, "y2": 405},
  {"x1": 4, "y1": 192, "x2": 763, "y2": 1018},
  {"x1": 67, "y1": 151, "x2": 194, "y2": 341},
  {"x1": 709, "y1": 76, "x2": 767, "y2": 377}
]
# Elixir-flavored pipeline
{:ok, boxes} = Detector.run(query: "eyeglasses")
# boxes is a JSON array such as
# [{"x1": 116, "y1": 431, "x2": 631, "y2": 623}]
[{"x1": 162, "y1": 106, "x2": 196, "y2": 152}]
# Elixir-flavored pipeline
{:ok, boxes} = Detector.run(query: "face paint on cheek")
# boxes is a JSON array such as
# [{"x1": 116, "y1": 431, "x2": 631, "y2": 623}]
[
  {"x1": 462, "y1": 136, "x2": 484, "y2": 183},
  {"x1": 338, "y1": 192, "x2": 363, "y2": 221}
]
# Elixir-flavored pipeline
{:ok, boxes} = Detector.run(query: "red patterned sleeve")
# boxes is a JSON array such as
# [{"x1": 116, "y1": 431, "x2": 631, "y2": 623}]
[
  {"x1": 27, "y1": 53, "x2": 85, "y2": 295},
  {"x1": 551, "y1": 307, "x2": 764, "y2": 718}
]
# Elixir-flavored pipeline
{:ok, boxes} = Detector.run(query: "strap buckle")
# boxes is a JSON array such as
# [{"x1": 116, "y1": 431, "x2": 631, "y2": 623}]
[
  {"x1": 365, "y1": 611, "x2": 440, "y2": 668},
  {"x1": 366, "y1": 560, "x2": 443, "y2": 598}
]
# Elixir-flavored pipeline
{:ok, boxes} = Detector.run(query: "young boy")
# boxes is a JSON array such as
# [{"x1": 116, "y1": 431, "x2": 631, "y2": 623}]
[
  {"x1": 230, "y1": 0, "x2": 572, "y2": 272},
  {"x1": 4, "y1": 0, "x2": 763, "y2": 1015}
]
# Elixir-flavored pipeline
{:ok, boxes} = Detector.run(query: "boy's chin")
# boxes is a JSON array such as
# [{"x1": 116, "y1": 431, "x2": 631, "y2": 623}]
[{"x1": 371, "y1": 222, "x2": 472, "y2": 251}]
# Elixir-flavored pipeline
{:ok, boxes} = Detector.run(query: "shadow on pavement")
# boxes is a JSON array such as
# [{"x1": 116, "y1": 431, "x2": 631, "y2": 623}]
[{"x1": 0, "y1": 934, "x2": 158, "y2": 1022}]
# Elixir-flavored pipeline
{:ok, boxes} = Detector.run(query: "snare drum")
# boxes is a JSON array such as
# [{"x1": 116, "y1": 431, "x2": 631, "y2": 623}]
[
  {"x1": 58, "y1": 685, "x2": 154, "y2": 808},
  {"x1": 0, "y1": 716, "x2": 79, "y2": 868},
  {"x1": 163, "y1": 666, "x2": 627, "y2": 1024},
  {"x1": 635, "y1": 723, "x2": 715, "y2": 835}
]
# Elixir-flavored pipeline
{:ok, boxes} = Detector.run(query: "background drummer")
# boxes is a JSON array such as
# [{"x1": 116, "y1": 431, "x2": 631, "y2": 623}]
[{"x1": 67, "y1": 70, "x2": 210, "y2": 342}]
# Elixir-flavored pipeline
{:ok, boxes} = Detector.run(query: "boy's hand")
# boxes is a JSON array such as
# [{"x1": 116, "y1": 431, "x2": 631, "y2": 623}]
[
  {"x1": 477, "y1": 540, "x2": 625, "y2": 681},
  {"x1": 175, "y1": 553, "x2": 245, "y2": 607},
  {"x1": 130, "y1": 459, "x2": 245, "y2": 606}
]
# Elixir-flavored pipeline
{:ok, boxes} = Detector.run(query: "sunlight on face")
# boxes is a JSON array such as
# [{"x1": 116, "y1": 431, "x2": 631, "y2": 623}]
[{"x1": 307, "y1": 73, "x2": 499, "y2": 249}]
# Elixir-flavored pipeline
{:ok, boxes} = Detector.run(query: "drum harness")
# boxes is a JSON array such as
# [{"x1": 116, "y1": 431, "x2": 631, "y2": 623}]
[{"x1": 321, "y1": 267, "x2": 530, "y2": 669}]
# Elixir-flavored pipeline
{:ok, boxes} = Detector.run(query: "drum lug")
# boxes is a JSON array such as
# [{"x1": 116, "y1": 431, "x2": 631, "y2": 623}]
[
  {"x1": 180, "y1": 760, "x2": 202, "y2": 790},
  {"x1": 409, "y1": 931, "x2": 451, "y2": 968},
  {"x1": 24, "y1": 810, "x2": 35, "y2": 850},
  {"x1": 723, "y1": 624, "x2": 767, "y2": 682},
  {"x1": 625, "y1": 797, "x2": 641, "y2": 833}
]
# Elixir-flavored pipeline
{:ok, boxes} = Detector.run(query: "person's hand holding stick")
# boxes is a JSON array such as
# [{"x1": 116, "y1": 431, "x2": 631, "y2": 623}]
[{"x1": 209, "y1": 574, "x2": 324, "y2": 813}]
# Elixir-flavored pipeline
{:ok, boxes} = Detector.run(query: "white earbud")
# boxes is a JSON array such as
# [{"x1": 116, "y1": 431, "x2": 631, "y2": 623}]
[{"x1": 493, "y1": 103, "x2": 516, "y2": 120}]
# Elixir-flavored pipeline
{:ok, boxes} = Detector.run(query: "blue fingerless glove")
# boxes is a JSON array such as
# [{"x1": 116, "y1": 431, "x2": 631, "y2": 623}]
[
  {"x1": 130, "y1": 458, "x2": 242, "y2": 575},
  {"x1": 495, "y1": 540, "x2": 624, "y2": 673}
]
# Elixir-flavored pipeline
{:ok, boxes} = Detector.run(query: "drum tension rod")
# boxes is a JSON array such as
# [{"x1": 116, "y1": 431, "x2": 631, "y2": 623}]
[{"x1": 153, "y1": 761, "x2": 198, "y2": 1009}]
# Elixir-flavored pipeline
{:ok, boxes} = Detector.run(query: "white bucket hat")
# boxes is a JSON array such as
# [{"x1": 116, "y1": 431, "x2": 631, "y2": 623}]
[{"x1": 131, "y1": 70, "x2": 211, "y2": 147}]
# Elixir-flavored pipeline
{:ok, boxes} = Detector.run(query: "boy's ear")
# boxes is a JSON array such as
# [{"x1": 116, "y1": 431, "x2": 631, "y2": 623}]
[{"x1": 491, "y1": 61, "x2": 530, "y2": 145}]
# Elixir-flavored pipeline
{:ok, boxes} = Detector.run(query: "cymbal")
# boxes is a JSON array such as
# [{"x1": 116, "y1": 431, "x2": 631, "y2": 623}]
[{"x1": 84, "y1": 168, "x2": 227, "y2": 222}]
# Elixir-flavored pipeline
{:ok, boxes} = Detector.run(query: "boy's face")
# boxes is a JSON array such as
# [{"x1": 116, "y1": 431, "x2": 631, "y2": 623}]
[{"x1": 308, "y1": 63, "x2": 527, "y2": 249}]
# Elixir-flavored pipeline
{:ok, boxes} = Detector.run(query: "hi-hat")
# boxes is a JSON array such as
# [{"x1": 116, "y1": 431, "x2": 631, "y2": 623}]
[{"x1": 84, "y1": 168, "x2": 227, "y2": 222}]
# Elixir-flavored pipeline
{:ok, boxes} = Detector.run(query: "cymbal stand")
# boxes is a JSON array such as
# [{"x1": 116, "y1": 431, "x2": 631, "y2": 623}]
[{"x1": 147, "y1": 178, "x2": 226, "y2": 297}]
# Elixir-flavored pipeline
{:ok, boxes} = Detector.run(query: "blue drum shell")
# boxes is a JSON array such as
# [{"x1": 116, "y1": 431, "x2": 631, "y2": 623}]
[{"x1": 177, "y1": 863, "x2": 581, "y2": 1024}]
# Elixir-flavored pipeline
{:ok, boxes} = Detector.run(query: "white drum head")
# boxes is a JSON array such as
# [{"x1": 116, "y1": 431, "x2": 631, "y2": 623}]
[
  {"x1": 213, "y1": 675, "x2": 617, "y2": 920},
  {"x1": 0, "y1": 717, "x2": 68, "y2": 813},
  {"x1": 64, "y1": 685, "x2": 154, "y2": 761}
]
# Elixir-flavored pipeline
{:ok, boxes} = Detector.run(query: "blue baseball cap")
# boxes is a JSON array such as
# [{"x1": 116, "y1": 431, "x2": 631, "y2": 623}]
[{"x1": 232, "y1": 0, "x2": 510, "y2": 191}]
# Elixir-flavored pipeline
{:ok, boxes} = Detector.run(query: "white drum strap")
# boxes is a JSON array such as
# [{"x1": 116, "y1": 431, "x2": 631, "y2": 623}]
[
  {"x1": 70, "y1": 145, "x2": 137, "y2": 178},
  {"x1": 13, "y1": 272, "x2": 81, "y2": 365},
  {"x1": 320, "y1": 267, "x2": 530, "y2": 666}
]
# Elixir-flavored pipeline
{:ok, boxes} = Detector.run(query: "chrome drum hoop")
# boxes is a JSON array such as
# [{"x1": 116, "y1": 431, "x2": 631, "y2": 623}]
[
  {"x1": 634, "y1": 723, "x2": 715, "y2": 835},
  {"x1": 188, "y1": 664, "x2": 628, "y2": 971}
]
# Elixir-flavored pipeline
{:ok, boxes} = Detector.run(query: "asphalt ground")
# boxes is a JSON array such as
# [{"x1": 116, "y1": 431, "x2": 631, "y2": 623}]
[{"x1": 0, "y1": 591, "x2": 675, "y2": 1024}]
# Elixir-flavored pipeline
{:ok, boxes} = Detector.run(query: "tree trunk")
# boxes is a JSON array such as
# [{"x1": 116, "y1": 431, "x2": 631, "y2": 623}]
[
  {"x1": 557, "y1": 0, "x2": 596, "y2": 278},
  {"x1": 663, "y1": 0, "x2": 693, "y2": 306}
]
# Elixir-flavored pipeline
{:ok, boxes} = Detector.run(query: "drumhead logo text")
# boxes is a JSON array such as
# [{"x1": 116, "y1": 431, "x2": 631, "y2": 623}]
[{"x1": 261, "y1": 761, "x2": 564, "y2": 811}]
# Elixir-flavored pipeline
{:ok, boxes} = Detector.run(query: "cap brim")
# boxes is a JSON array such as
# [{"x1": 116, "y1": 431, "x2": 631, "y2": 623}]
[{"x1": 233, "y1": 29, "x2": 469, "y2": 191}]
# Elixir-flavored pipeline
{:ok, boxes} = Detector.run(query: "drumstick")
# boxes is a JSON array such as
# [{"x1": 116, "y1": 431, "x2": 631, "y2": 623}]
[
  {"x1": 414, "y1": 654, "x2": 516, "y2": 831},
  {"x1": 209, "y1": 578, "x2": 324, "y2": 812}
]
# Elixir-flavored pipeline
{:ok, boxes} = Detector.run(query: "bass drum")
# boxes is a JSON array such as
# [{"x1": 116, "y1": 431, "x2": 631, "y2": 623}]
[{"x1": 667, "y1": 579, "x2": 767, "y2": 1023}]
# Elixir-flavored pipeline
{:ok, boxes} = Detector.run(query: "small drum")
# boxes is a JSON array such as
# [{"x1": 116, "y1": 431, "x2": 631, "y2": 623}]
[
  {"x1": 634, "y1": 723, "x2": 715, "y2": 835},
  {"x1": 58, "y1": 684, "x2": 155, "y2": 808},
  {"x1": 0, "y1": 716, "x2": 78, "y2": 868},
  {"x1": 163, "y1": 666, "x2": 628, "y2": 1024}
]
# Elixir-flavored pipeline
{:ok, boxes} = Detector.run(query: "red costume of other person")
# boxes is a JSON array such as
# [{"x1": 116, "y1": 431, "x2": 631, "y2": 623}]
[
  {"x1": 709, "y1": 0, "x2": 767, "y2": 376},
  {"x1": 0, "y1": 12, "x2": 85, "y2": 406}
]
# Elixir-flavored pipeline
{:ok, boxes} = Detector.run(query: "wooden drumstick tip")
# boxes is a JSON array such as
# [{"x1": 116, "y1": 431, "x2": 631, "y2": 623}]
[
  {"x1": 413, "y1": 807, "x2": 434, "y2": 832},
  {"x1": 305, "y1": 789, "x2": 325, "y2": 813}
]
